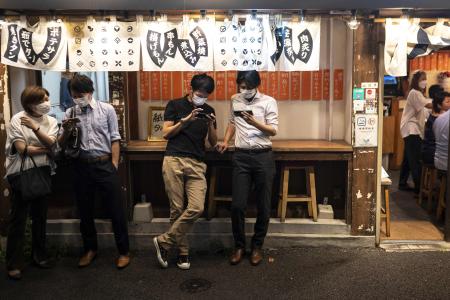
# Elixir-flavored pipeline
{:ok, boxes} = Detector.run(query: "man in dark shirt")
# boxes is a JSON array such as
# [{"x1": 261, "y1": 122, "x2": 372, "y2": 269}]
[{"x1": 153, "y1": 73, "x2": 217, "y2": 270}]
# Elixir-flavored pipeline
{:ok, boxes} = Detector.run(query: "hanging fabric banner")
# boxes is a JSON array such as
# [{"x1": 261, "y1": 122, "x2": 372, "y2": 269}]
[
  {"x1": 67, "y1": 17, "x2": 141, "y2": 72},
  {"x1": 274, "y1": 17, "x2": 321, "y2": 71},
  {"x1": 1, "y1": 17, "x2": 67, "y2": 71},
  {"x1": 385, "y1": 18, "x2": 450, "y2": 76},
  {"x1": 214, "y1": 14, "x2": 275, "y2": 71},
  {"x1": 141, "y1": 15, "x2": 215, "y2": 71}
]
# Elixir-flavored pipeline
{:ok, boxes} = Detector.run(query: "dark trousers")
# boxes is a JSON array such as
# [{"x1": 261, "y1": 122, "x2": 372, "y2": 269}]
[
  {"x1": 6, "y1": 191, "x2": 48, "y2": 271},
  {"x1": 399, "y1": 134, "x2": 422, "y2": 193},
  {"x1": 231, "y1": 151, "x2": 275, "y2": 249},
  {"x1": 74, "y1": 160, "x2": 129, "y2": 255}
]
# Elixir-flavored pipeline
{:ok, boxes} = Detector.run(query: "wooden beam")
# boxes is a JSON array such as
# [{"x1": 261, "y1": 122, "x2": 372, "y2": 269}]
[
  {"x1": 351, "y1": 22, "x2": 380, "y2": 236},
  {"x1": 0, "y1": 63, "x2": 10, "y2": 235}
]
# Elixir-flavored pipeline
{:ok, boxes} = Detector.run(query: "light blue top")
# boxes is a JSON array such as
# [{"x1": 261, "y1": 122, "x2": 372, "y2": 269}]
[
  {"x1": 61, "y1": 99, "x2": 121, "y2": 158},
  {"x1": 433, "y1": 110, "x2": 449, "y2": 171}
]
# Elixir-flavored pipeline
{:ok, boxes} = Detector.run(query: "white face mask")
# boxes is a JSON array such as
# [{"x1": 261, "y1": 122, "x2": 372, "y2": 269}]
[
  {"x1": 419, "y1": 80, "x2": 427, "y2": 90},
  {"x1": 192, "y1": 94, "x2": 207, "y2": 106},
  {"x1": 73, "y1": 95, "x2": 90, "y2": 107},
  {"x1": 33, "y1": 101, "x2": 51, "y2": 115},
  {"x1": 240, "y1": 88, "x2": 257, "y2": 100}
]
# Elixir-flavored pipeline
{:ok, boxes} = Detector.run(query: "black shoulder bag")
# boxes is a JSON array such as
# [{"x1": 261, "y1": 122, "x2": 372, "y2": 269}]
[{"x1": 7, "y1": 149, "x2": 52, "y2": 201}]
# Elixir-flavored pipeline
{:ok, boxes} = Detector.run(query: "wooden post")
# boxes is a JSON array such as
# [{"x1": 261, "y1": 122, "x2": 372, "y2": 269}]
[
  {"x1": 0, "y1": 63, "x2": 10, "y2": 236},
  {"x1": 445, "y1": 107, "x2": 450, "y2": 241},
  {"x1": 351, "y1": 21, "x2": 380, "y2": 235}
]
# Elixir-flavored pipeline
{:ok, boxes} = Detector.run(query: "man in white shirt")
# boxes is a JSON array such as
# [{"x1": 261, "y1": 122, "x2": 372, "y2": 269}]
[
  {"x1": 217, "y1": 70, "x2": 278, "y2": 266},
  {"x1": 434, "y1": 109, "x2": 450, "y2": 172}
]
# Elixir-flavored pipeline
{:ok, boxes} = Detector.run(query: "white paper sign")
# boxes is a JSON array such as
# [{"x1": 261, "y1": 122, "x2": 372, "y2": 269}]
[
  {"x1": 1, "y1": 18, "x2": 67, "y2": 71},
  {"x1": 67, "y1": 18, "x2": 141, "y2": 71},
  {"x1": 365, "y1": 88, "x2": 377, "y2": 100},
  {"x1": 275, "y1": 17, "x2": 321, "y2": 71},
  {"x1": 354, "y1": 100, "x2": 365, "y2": 112},
  {"x1": 361, "y1": 82, "x2": 379, "y2": 89},
  {"x1": 355, "y1": 114, "x2": 378, "y2": 147},
  {"x1": 141, "y1": 17, "x2": 214, "y2": 71}
]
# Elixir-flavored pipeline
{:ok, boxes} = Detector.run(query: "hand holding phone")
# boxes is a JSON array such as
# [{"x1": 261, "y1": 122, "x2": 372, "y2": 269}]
[{"x1": 233, "y1": 110, "x2": 253, "y2": 117}]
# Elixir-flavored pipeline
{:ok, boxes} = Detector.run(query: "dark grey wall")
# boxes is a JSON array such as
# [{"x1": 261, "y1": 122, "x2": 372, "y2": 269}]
[{"x1": 1, "y1": 0, "x2": 450, "y2": 10}]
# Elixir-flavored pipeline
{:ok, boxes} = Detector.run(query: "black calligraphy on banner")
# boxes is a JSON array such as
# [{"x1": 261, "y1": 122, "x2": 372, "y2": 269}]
[
  {"x1": 177, "y1": 26, "x2": 208, "y2": 67},
  {"x1": 282, "y1": 27, "x2": 314, "y2": 65},
  {"x1": 4, "y1": 25, "x2": 62, "y2": 66},
  {"x1": 147, "y1": 29, "x2": 178, "y2": 67},
  {"x1": 270, "y1": 27, "x2": 285, "y2": 65},
  {"x1": 4, "y1": 25, "x2": 20, "y2": 62},
  {"x1": 297, "y1": 29, "x2": 313, "y2": 64}
]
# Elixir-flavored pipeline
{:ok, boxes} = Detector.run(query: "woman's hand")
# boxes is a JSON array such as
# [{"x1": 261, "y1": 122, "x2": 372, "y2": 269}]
[
  {"x1": 216, "y1": 142, "x2": 229, "y2": 154},
  {"x1": 20, "y1": 116, "x2": 39, "y2": 131}
]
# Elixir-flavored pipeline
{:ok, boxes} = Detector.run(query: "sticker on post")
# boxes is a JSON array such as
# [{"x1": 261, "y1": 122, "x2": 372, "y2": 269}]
[
  {"x1": 361, "y1": 82, "x2": 378, "y2": 89},
  {"x1": 354, "y1": 114, "x2": 378, "y2": 147},
  {"x1": 365, "y1": 88, "x2": 376, "y2": 100},
  {"x1": 353, "y1": 88, "x2": 365, "y2": 100}
]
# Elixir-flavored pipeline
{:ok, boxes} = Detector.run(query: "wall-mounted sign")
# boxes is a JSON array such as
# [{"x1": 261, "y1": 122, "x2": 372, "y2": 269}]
[
  {"x1": 353, "y1": 88, "x2": 365, "y2": 100},
  {"x1": 355, "y1": 114, "x2": 378, "y2": 147},
  {"x1": 365, "y1": 88, "x2": 377, "y2": 100}
]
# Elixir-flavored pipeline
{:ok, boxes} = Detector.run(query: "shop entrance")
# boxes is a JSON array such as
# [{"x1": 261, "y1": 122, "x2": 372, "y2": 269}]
[{"x1": 380, "y1": 48, "x2": 450, "y2": 242}]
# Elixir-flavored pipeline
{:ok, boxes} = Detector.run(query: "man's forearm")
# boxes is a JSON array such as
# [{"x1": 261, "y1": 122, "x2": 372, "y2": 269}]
[
  {"x1": 223, "y1": 124, "x2": 236, "y2": 144},
  {"x1": 111, "y1": 141, "x2": 120, "y2": 167}
]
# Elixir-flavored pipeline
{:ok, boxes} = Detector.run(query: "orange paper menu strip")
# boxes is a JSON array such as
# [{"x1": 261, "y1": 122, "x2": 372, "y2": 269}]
[
  {"x1": 226, "y1": 71, "x2": 237, "y2": 100},
  {"x1": 312, "y1": 70, "x2": 323, "y2": 101},
  {"x1": 430, "y1": 53, "x2": 438, "y2": 71},
  {"x1": 172, "y1": 71, "x2": 183, "y2": 99},
  {"x1": 424, "y1": 55, "x2": 431, "y2": 71},
  {"x1": 267, "y1": 71, "x2": 279, "y2": 99},
  {"x1": 323, "y1": 69, "x2": 330, "y2": 101},
  {"x1": 410, "y1": 58, "x2": 419, "y2": 72},
  {"x1": 334, "y1": 69, "x2": 344, "y2": 101},
  {"x1": 215, "y1": 71, "x2": 226, "y2": 100},
  {"x1": 300, "y1": 71, "x2": 312, "y2": 100},
  {"x1": 161, "y1": 71, "x2": 172, "y2": 101},
  {"x1": 278, "y1": 72, "x2": 290, "y2": 100},
  {"x1": 258, "y1": 71, "x2": 269, "y2": 95},
  {"x1": 290, "y1": 71, "x2": 301, "y2": 100},
  {"x1": 206, "y1": 71, "x2": 216, "y2": 100},
  {"x1": 150, "y1": 72, "x2": 161, "y2": 100},
  {"x1": 139, "y1": 71, "x2": 151, "y2": 101},
  {"x1": 182, "y1": 71, "x2": 196, "y2": 96}
]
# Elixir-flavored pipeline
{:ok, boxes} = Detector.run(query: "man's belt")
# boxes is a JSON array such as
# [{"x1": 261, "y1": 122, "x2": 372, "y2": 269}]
[
  {"x1": 79, "y1": 154, "x2": 111, "y2": 164},
  {"x1": 235, "y1": 147, "x2": 272, "y2": 154}
]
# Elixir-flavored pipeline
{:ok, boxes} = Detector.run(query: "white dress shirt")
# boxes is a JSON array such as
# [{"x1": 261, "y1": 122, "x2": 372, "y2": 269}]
[
  {"x1": 433, "y1": 110, "x2": 450, "y2": 171},
  {"x1": 229, "y1": 91, "x2": 278, "y2": 149},
  {"x1": 400, "y1": 89, "x2": 431, "y2": 139}
]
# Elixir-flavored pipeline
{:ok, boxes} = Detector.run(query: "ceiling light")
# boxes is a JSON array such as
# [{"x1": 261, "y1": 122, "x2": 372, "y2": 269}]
[{"x1": 347, "y1": 10, "x2": 360, "y2": 30}]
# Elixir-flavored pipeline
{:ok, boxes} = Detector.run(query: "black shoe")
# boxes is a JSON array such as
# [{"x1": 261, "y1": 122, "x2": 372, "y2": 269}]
[
  {"x1": 33, "y1": 259, "x2": 54, "y2": 269},
  {"x1": 177, "y1": 255, "x2": 191, "y2": 270},
  {"x1": 153, "y1": 237, "x2": 169, "y2": 268},
  {"x1": 398, "y1": 184, "x2": 414, "y2": 191},
  {"x1": 7, "y1": 270, "x2": 22, "y2": 280}
]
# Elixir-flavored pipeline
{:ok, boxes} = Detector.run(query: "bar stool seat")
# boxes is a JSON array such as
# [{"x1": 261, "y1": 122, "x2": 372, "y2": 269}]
[
  {"x1": 277, "y1": 165, "x2": 317, "y2": 222},
  {"x1": 437, "y1": 172, "x2": 447, "y2": 220},
  {"x1": 381, "y1": 177, "x2": 392, "y2": 237},
  {"x1": 207, "y1": 165, "x2": 232, "y2": 220},
  {"x1": 419, "y1": 164, "x2": 437, "y2": 212}
]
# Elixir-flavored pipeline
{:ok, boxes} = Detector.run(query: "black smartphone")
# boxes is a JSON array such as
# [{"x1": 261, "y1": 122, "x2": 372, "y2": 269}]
[
  {"x1": 197, "y1": 112, "x2": 210, "y2": 119},
  {"x1": 233, "y1": 110, "x2": 253, "y2": 117},
  {"x1": 66, "y1": 117, "x2": 81, "y2": 123}
]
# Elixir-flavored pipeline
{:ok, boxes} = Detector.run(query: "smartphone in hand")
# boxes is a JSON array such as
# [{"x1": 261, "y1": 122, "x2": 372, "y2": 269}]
[{"x1": 233, "y1": 110, "x2": 253, "y2": 117}]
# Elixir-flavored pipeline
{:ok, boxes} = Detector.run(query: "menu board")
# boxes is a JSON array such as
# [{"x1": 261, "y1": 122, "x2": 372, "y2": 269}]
[
  {"x1": 147, "y1": 106, "x2": 165, "y2": 141},
  {"x1": 301, "y1": 71, "x2": 312, "y2": 100},
  {"x1": 312, "y1": 70, "x2": 323, "y2": 101},
  {"x1": 279, "y1": 72, "x2": 290, "y2": 101},
  {"x1": 290, "y1": 71, "x2": 301, "y2": 100},
  {"x1": 139, "y1": 69, "x2": 345, "y2": 101},
  {"x1": 140, "y1": 71, "x2": 151, "y2": 101},
  {"x1": 215, "y1": 71, "x2": 226, "y2": 100}
]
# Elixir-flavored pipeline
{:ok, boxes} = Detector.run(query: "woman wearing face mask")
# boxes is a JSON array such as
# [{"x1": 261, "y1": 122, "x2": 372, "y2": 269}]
[
  {"x1": 399, "y1": 71, "x2": 432, "y2": 194},
  {"x1": 4, "y1": 86, "x2": 59, "y2": 280},
  {"x1": 153, "y1": 73, "x2": 217, "y2": 270},
  {"x1": 217, "y1": 70, "x2": 278, "y2": 266}
]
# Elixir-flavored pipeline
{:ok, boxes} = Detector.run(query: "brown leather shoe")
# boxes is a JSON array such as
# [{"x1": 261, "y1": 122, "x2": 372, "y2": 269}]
[
  {"x1": 229, "y1": 248, "x2": 245, "y2": 265},
  {"x1": 250, "y1": 248, "x2": 263, "y2": 266},
  {"x1": 78, "y1": 250, "x2": 97, "y2": 268},
  {"x1": 116, "y1": 254, "x2": 130, "y2": 270}
]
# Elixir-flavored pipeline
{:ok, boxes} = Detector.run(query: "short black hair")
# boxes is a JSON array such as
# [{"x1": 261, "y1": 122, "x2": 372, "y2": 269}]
[
  {"x1": 68, "y1": 74, "x2": 95, "y2": 95},
  {"x1": 191, "y1": 73, "x2": 215, "y2": 94},
  {"x1": 432, "y1": 91, "x2": 449, "y2": 114},
  {"x1": 236, "y1": 70, "x2": 261, "y2": 89},
  {"x1": 429, "y1": 84, "x2": 443, "y2": 100}
]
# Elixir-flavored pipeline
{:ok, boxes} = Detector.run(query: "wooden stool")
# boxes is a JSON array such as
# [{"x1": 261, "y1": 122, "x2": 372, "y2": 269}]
[
  {"x1": 418, "y1": 164, "x2": 437, "y2": 212},
  {"x1": 381, "y1": 177, "x2": 392, "y2": 237},
  {"x1": 277, "y1": 166, "x2": 317, "y2": 222},
  {"x1": 436, "y1": 173, "x2": 447, "y2": 220},
  {"x1": 207, "y1": 166, "x2": 232, "y2": 220}
]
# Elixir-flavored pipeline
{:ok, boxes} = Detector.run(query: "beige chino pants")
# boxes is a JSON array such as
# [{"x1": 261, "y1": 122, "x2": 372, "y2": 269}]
[{"x1": 157, "y1": 156, "x2": 207, "y2": 255}]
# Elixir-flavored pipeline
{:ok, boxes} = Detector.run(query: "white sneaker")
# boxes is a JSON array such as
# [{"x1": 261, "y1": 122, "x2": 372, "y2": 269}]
[
  {"x1": 153, "y1": 237, "x2": 168, "y2": 268},
  {"x1": 177, "y1": 255, "x2": 190, "y2": 270}
]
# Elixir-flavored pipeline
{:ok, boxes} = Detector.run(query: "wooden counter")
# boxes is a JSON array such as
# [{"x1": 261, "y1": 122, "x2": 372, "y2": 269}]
[{"x1": 120, "y1": 140, "x2": 353, "y2": 223}]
